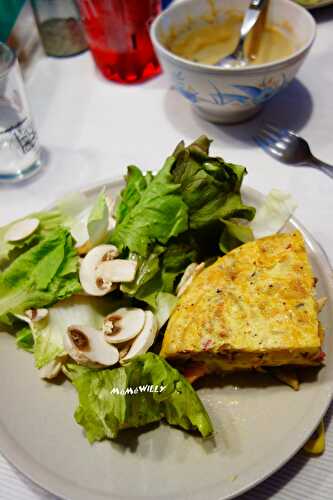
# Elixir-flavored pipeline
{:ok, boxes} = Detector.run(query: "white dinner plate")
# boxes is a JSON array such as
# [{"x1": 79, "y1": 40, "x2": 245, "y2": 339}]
[{"x1": 0, "y1": 179, "x2": 333, "y2": 500}]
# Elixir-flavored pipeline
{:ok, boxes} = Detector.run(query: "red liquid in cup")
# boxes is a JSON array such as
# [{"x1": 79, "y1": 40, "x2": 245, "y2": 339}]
[{"x1": 80, "y1": 0, "x2": 161, "y2": 84}]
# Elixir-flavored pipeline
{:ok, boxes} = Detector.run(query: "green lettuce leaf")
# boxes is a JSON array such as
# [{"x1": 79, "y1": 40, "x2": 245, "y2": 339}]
[
  {"x1": 109, "y1": 136, "x2": 254, "y2": 308},
  {"x1": 16, "y1": 326, "x2": 34, "y2": 353},
  {"x1": 219, "y1": 219, "x2": 254, "y2": 253},
  {"x1": 56, "y1": 192, "x2": 91, "y2": 247},
  {"x1": 120, "y1": 246, "x2": 165, "y2": 308},
  {"x1": 114, "y1": 166, "x2": 148, "y2": 224},
  {"x1": 87, "y1": 189, "x2": 110, "y2": 246},
  {"x1": 110, "y1": 158, "x2": 188, "y2": 256},
  {"x1": 250, "y1": 188, "x2": 297, "y2": 239},
  {"x1": 172, "y1": 137, "x2": 255, "y2": 231},
  {"x1": 0, "y1": 210, "x2": 63, "y2": 267},
  {"x1": 121, "y1": 238, "x2": 198, "y2": 309},
  {"x1": 66, "y1": 352, "x2": 213, "y2": 442},
  {"x1": 166, "y1": 136, "x2": 256, "y2": 263},
  {"x1": 155, "y1": 292, "x2": 178, "y2": 329},
  {"x1": 190, "y1": 192, "x2": 255, "y2": 230},
  {"x1": 0, "y1": 227, "x2": 81, "y2": 325}
]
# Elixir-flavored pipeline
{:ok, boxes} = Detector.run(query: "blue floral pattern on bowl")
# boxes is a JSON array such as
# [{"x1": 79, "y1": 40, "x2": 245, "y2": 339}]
[{"x1": 172, "y1": 70, "x2": 288, "y2": 107}]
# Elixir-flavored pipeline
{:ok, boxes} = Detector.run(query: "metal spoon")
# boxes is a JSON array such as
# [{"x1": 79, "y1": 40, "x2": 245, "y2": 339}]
[{"x1": 217, "y1": 0, "x2": 268, "y2": 69}]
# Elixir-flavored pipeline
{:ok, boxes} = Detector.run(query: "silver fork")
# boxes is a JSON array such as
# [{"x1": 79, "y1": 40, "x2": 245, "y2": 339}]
[{"x1": 254, "y1": 124, "x2": 333, "y2": 179}]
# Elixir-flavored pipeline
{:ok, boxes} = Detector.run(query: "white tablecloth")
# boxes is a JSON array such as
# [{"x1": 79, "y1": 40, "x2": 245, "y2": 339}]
[{"x1": 1, "y1": 6, "x2": 333, "y2": 500}]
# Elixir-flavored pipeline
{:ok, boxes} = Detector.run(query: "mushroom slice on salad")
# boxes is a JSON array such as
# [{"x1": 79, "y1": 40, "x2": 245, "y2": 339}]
[
  {"x1": 15, "y1": 308, "x2": 49, "y2": 329},
  {"x1": 39, "y1": 358, "x2": 64, "y2": 380},
  {"x1": 64, "y1": 325, "x2": 119, "y2": 367},
  {"x1": 4, "y1": 217, "x2": 40, "y2": 242},
  {"x1": 121, "y1": 311, "x2": 158, "y2": 362},
  {"x1": 96, "y1": 259, "x2": 137, "y2": 283},
  {"x1": 176, "y1": 262, "x2": 205, "y2": 297},
  {"x1": 103, "y1": 307, "x2": 145, "y2": 344},
  {"x1": 25, "y1": 308, "x2": 48, "y2": 322},
  {"x1": 79, "y1": 244, "x2": 119, "y2": 296}
]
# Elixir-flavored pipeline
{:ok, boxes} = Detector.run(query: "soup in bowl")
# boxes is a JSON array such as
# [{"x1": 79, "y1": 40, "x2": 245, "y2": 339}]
[{"x1": 151, "y1": 0, "x2": 316, "y2": 123}]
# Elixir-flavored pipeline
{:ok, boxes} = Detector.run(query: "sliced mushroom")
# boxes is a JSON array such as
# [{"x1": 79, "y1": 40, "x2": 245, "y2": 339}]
[
  {"x1": 39, "y1": 358, "x2": 64, "y2": 380},
  {"x1": 177, "y1": 262, "x2": 205, "y2": 297},
  {"x1": 96, "y1": 259, "x2": 137, "y2": 283},
  {"x1": 79, "y1": 244, "x2": 119, "y2": 296},
  {"x1": 64, "y1": 325, "x2": 119, "y2": 367},
  {"x1": 103, "y1": 307, "x2": 145, "y2": 344},
  {"x1": 4, "y1": 218, "x2": 40, "y2": 242},
  {"x1": 15, "y1": 308, "x2": 48, "y2": 330},
  {"x1": 121, "y1": 311, "x2": 158, "y2": 362},
  {"x1": 117, "y1": 340, "x2": 132, "y2": 361},
  {"x1": 25, "y1": 308, "x2": 48, "y2": 322}
]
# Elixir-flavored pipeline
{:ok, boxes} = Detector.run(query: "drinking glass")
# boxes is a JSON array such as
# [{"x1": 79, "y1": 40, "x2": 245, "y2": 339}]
[
  {"x1": 0, "y1": 42, "x2": 41, "y2": 183},
  {"x1": 79, "y1": 0, "x2": 161, "y2": 84},
  {"x1": 31, "y1": 0, "x2": 88, "y2": 58}
]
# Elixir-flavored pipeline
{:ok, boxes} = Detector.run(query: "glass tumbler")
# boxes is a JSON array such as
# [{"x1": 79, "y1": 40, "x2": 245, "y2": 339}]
[
  {"x1": 0, "y1": 42, "x2": 41, "y2": 183},
  {"x1": 79, "y1": 0, "x2": 161, "y2": 84},
  {"x1": 31, "y1": 0, "x2": 88, "y2": 58}
]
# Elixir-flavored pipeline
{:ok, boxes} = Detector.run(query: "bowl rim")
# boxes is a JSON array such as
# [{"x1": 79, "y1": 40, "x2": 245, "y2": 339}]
[{"x1": 150, "y1": 0, "x2": 317, "y2": 75}]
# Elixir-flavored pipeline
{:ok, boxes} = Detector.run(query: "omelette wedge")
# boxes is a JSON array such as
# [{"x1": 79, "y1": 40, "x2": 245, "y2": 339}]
[{"x1": 160, "y1": 231, "x2": 324, "y2": 372}]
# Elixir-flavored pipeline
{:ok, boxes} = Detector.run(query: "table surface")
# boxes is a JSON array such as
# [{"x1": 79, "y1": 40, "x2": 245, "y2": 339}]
[{"x1": 1, "y1": 5, "x2": 333, "y2": 500}]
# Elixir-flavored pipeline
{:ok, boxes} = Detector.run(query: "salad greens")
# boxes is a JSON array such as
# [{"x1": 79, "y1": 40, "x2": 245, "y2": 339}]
[
  {"x1": 57, "y1": 190, "x2": 111, "y2": 249},
  {"x1": 0, "y1": 227, "x2": 80, "y2": 325},
  {"x1": 0, "y1": 135, "x2": 296, "y2": 445},
  {"x1": 110, "y1": 158, "x2": 189, "y2": 256},
  {"x1": 16, "y1": 326, "x2": 34, "y2": 352},
  {"x1": 112, "y1": 135, "x2": 255, "y2": 308},
  {"x1": 87, "y1": 189, "x2": 110, "y2": 246},
  {"x1": 65, "y1": 352, "x2": 213, "y2": 442},
  {"x1": 0, "y1": 210, "x2": 63, "y2": 266},
  {"x1": 250, "y1": 188, "x2": 297, "y2": 239}
]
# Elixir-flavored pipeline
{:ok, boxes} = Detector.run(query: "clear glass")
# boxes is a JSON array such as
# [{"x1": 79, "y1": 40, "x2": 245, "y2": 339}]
[
  {"x1": 31, "y1": 0, "x2": 87, "y2": 57},
  {"x1": 0, "y1": 42, "x2": 41, "y2": 183},
  {"x1": 79, "y1": 0, "x2": 161, "y2": 84}
]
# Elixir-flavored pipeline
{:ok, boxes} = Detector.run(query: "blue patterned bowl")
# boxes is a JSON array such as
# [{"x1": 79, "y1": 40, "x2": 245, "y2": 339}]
[{"x1": 151, "y1": 0, "x2": 316, "y2": 124}]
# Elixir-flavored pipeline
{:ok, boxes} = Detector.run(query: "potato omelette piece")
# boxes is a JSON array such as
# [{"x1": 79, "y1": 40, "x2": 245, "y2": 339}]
[{"x1": 160, "y1": 231, "x2": 324, "y2": 372}]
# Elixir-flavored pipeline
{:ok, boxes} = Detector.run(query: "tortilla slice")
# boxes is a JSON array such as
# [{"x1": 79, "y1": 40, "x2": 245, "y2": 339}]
[{"x1": 160, "y1": 231, "x2": 324, "y2": 372}]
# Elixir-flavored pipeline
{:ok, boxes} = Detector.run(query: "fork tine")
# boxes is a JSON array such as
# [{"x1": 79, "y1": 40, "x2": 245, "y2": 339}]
[
  {"x1": 264, "y1": 122, "x2": 283, "y2": 132},
  {"x1": 259, "y1": 125, "x2": 280, "y2": 142},
  {"x1": 264, "y1": 123, "x2": 292, "y2": 144},
  {"x1": 262, "y1": 130, "x2": 288, "y2": 151},
  {"x1": 254, "y1": 133, "x2": 283, "y2": 158},
  {"x1": 264, "y1": 123, "x2": 290, "y2": 140},
  {"x1": 260, "y1": 128, "x2": 281, "y2": 144},
  {"x1": 254, "y1": 133, "x2": 271, "y2": 151}
]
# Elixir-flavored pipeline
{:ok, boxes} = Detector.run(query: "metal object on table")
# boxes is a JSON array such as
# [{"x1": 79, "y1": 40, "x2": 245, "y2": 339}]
[
  {"x1": 217, "y1": 0, "x2": 268, "y2": 68},
  {"x1": 254, "y1": 123, "x2": 333, "y2": 179},
  {"x1": 0, "y1": 42, "x2": 41, "y2": 183},
  {"x1": 31, "y1": 0, "x2": 87, "y2": 58}
]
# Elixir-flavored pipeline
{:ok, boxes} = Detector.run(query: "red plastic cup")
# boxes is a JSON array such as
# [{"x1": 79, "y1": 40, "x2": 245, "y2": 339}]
[{"x1": 79, "y1": 0, "x2": 161, "y2": 84}]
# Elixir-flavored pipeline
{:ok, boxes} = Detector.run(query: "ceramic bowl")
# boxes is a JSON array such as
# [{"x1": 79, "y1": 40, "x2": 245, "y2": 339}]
[{"x1": 151, "y1": 0, "x2": 316, "y2": 124}]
